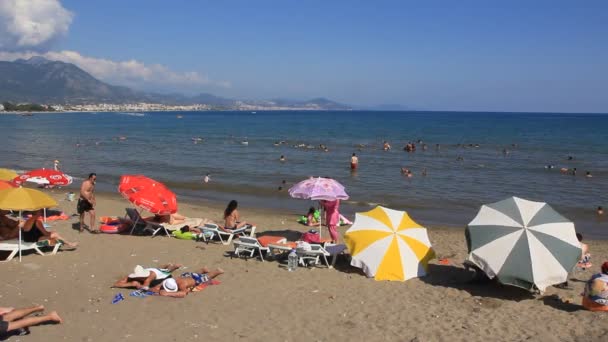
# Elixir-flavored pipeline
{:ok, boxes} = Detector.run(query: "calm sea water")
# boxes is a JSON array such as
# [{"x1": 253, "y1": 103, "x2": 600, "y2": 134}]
[{"x1": 1, "y1": 111, "x2": 607, "y2": 237}]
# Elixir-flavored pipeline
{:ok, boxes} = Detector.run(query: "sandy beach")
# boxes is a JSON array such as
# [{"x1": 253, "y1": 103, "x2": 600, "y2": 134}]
[{"x1": 1, "y1": 190, "x2": 608, "y2": 342}]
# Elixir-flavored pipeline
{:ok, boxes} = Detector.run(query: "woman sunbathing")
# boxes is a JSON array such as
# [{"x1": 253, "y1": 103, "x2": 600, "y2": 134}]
[
  {"x1": 21, "y1": 210, "x2": 78, "y2": 249},
  {"x1": 223, "y1": 200, "x2": 249, "y2": 231},
  {"x1": 0, "y1": 210, "x2": 20, "y2": 241},
  {"x1": 153, "y1": 213, "x2": 188, "y2": 225},
  {"x1": 152, "y1": 267, "x2": 224, "y2": 298},
  {"x1": 113, "y1": 263, "x2": 182, "y2": 290}
]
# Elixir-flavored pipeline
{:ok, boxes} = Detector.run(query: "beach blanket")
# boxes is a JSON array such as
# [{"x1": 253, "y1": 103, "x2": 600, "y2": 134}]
[{"x1": 191, "y1": 279, "x2": 220, "y2": 292}]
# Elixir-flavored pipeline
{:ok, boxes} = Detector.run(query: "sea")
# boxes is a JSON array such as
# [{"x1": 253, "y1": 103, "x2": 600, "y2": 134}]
[{"x1": 1, "y1": 111, "x2": 607, "y2": 238}]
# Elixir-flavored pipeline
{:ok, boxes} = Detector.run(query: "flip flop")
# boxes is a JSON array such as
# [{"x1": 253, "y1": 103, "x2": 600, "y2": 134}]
[{"x1": 111, "y1": 293, "x2": 125, "y2": 304}]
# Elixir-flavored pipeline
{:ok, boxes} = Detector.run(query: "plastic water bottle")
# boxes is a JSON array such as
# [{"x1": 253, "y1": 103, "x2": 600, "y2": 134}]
[{"x1": 288, "y1": 249, "x2": 298, "y2": 271}]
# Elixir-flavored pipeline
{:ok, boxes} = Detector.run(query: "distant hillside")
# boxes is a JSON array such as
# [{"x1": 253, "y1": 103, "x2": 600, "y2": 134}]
[
  {"x1": 0, "y1": 57, "x2": 351, "y2": 110},
  {"x1": 0, "y1": 57, "x2": 146, "y2": 104}
]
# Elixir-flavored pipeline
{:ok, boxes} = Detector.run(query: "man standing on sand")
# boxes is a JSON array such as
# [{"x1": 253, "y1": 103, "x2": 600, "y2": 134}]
[
  {"x1": 350, "y1": 153, "x2": 359, "y2": 170},
  {"x1": 78, "y1": 173, "x2": 97, "y2": 233}
]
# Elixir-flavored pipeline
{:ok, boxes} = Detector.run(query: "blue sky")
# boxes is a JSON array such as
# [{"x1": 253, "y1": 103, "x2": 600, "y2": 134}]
[{"x1": 2, "y1": 0, "x2": 608, "y2": 112}]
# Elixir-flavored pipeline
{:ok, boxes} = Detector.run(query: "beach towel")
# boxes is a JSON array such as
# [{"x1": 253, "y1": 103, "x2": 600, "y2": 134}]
[{"x1": 191, "y1": 279, "x2": 221, "y2": 292}]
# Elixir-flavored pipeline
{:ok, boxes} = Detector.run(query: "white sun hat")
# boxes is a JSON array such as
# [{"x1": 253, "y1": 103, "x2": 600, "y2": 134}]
[
  {"x1": 128, "y1": 265, "x2": 151, "y2": 278},
  {"x1": 162, "y1": 278, "x2": 178, "y2": 292}
]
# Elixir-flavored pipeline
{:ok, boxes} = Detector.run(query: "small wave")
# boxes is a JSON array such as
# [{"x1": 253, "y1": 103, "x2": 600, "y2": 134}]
[{"x1": 118, "y1": 112, "x2": 146, "y2": 117}]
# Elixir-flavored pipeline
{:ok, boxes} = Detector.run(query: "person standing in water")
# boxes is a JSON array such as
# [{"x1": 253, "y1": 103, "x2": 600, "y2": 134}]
[
  {"x1": 78, "y1": 173, "x2": 97, "y2": 233},
  {"x1": 203, "y1": 173, "x2": 210, "y2": 183},
  {"x1": 350, "y1": 153, "x2": 358, "y2": 170}
]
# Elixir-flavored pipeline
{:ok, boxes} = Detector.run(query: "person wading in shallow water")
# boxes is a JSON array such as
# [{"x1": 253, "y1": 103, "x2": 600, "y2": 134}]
[
  {"x1": 78, "y1": 173, "x2": 98, "y2": 233},
  {"x1": 350, "y1": 153, "x2": 359, "y2": 170}
]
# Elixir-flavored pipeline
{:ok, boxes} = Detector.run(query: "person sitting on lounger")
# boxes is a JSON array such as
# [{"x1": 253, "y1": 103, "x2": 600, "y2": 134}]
[
  {"x1": 0, "y1": 210, "x2": 21, "y2": 241},
  {"x1": 0, "y1": 305, "x2": 62, "y2": 336},
  {"x1": 21, "y1": 210, "x2": 78, "y2": 249},
  {"x1": 223, "y1": 200, "x2": 248, "y2": 231},
  {"x1": 152, "y1": 267, "x2": 224, "y2": 298},
  {"x1": 113, "y1": 263, "x2": 181, "y2": 290}
]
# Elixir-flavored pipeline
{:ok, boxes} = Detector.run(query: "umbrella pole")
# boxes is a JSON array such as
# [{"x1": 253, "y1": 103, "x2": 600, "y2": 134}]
[
  {"x1": 318, "y1": 201, "x2": 323, "y2": 239},
  {"x1": 44, "y1": 207, "x2": 47, "y2": 223},
  {"x1": 19, "y1": 211, "x2": 22, "y2": 262}
]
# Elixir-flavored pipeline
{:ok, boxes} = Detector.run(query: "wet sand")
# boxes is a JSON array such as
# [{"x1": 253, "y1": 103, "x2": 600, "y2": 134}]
[{"x1": 1, "y1": 191, "x2": 608, "y2": 342}]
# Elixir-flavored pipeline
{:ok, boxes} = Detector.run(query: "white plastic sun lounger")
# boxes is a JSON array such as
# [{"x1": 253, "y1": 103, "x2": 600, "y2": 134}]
[
  {"x1": 201, "y1": 223, "x2": 256, "y2": 245},
  {"x1": 233, "y1": 236, "x2": 286, "y2": 261},
  {"x1": 0, "y1": 239, "x2": 61, "y2": 262}
]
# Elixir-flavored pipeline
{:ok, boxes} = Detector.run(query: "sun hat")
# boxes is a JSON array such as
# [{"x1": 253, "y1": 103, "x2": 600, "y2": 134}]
[
  {"x1": 162, "y1": 278, "x2": 178, "y2": 292},
  {"x1": 128, "y1": 265, "x2": 151, "y2": 279},
  {"x1": 54, "y1": 160, "x2": 60, "y2": 163}
]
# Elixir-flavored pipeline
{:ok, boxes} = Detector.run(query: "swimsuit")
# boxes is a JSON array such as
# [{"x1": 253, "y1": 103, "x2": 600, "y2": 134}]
[
  {"x1": 22, "y1": 226, "x2": 43, "y2": 243},
  {"x1": 180, "y1": 272, "x2": 209, "y2": 286},
  {"x1": 77, "y1": 197, "x2": 93, "y2": 214},
  {"x1": 0, "y1": 316, "x2": 7, "y2": 334},
  {"x1": 147, "y1": 268, "x2": 172, "y2": 287}
]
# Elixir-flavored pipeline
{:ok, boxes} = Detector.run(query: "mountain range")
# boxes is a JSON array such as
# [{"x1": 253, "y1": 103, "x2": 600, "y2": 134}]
[{"x1": 0, "y1": 57, "x2": 351, "y2": 110}]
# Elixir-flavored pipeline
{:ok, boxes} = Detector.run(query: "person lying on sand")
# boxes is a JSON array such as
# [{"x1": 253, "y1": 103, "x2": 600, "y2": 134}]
[
  {"x1": 152, "y1": 267, "x2": 224, "y2": 298},
  {"x1": 113, "y1": 263, "x2": 182, "y2": 290},
  {"x1": 21, "y1": 210, "x2": 78, "y2": 249},
  {"x1": 153, "y1": 213, "x2": 188, "y2": 225},
  {"x1": 0, "y1": 305, "x2": 62, "y2": 336}
]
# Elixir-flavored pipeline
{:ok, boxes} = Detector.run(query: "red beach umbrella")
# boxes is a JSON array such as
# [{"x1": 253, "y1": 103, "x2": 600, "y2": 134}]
[
  {"x1": 13, "y1": 169, "x2": 73, "y2": 186},
  {"x1": 118, "y1": 175, "x2": 177, "y2": 215},
  {"x1": 0, "y1": 180, "x2": 17, "y2": 190}
]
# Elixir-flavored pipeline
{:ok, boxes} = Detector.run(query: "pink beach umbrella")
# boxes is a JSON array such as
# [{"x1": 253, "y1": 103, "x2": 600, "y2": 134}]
[
  {"x1": 288, "y1": 177, "x2": 349, "y2": 237},
  {"x1": 288, "y1": 177, "x2": 349, "y2": 201}
]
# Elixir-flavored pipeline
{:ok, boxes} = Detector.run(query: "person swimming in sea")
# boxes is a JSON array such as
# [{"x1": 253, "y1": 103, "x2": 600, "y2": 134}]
[
  {"x1": 203, "y1": 173, "x2": 210, "y2": 183},
  {"x1": 586, "y1": 171, "x2": 593, "y2": 178},
  {"x1": 598, "y1": 206, "x2": 604, "y2": 216},
  {"x1": 545, "y1": 165, "x2": 555, "y2": 169},
  {"x1": 279, "y1": 155, "x2": 286, "y2": 162}
]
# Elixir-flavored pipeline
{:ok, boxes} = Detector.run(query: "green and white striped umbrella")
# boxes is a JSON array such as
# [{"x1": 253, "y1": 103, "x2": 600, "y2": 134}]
[{"x1": 465, "y1": 196, "x2": 581, "y2": 292}]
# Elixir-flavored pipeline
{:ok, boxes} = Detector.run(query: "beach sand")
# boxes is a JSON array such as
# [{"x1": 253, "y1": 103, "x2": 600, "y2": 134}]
[{"x1": 1, "y1": 191, "x2": 607, "y2": 342}]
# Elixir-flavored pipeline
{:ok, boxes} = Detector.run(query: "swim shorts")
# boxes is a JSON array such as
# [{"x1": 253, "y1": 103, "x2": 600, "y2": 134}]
[
  {"x1": 0, "y1": 319, "x2": 8, "y2": 334},
  {"x1": 77, "y1": 198, "x2": 93, "y2": 214},
  {"x1": 180, "y1": 272, "x2": 209, "y2": 286}
]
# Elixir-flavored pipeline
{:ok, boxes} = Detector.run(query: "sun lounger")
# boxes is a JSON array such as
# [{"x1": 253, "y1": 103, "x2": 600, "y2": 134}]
[
  {"x1": 233, "y1": 236, "x2": 287, "y2": 261},
  {"x1": 296, "y1": 244, "x2": 332, "y2": 267},
  {"x1": 0, "y1": 239, "x2": 61, "y2": 262},
  {"x1": 201, "y1": 223, "x2": 256, "y2": 245},
  {"x1": 124, "y1": 208, "x2": 165, "y2": 236}
]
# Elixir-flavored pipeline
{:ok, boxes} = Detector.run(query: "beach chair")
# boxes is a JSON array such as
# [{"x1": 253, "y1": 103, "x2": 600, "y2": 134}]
[
  {"x1": 296, "y1": 244, "x2": 334, "y2": 268},
  {"x1": 124, "y1": 208, "x2": 166, "y2": 236},
  {"x1": 201, "y1": 223, "x2": 256, "y2": 245},
  {"x1": 0, "y1": 239, "x2": 61, "y2": 262},
  {"x1": 233, "y1": 236, "x2": 287, "y2": 261}
]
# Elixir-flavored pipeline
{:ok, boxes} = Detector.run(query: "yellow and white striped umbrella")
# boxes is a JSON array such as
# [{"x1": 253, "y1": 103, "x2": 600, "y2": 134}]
[{"x1": 344, "y1": 206, "x2": 435, "y2": 281}]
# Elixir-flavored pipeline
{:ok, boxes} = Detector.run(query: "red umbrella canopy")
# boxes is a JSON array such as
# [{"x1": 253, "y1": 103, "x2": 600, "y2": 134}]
[
  {"x1": 13, "y1": 169, "x2": 73, "y2": 186},
  {"x1": 118, "y1": 175, "x2": 178, "y2": 215},
  {"x1": 0, "y1": 180, "x2": 17, "y2": 190}
]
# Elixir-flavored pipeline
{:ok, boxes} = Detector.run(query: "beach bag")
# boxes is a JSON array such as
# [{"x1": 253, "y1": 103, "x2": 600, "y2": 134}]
[{"x1": 302, "y1": 230, "x2": 321, "y2": 244}]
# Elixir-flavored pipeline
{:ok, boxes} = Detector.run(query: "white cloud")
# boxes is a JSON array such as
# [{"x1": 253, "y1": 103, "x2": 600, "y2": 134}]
[
  {"x1": 0, "y1": 50, "x2": 231, "y2": 91},
  {"x1": 0, "y1": 0, "x2": 73, "y2": 50}
]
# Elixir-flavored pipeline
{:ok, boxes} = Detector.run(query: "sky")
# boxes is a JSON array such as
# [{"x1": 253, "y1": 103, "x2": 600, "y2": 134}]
[{"x1": 0, "y1": 0, "x2": 607, "y2": 112}]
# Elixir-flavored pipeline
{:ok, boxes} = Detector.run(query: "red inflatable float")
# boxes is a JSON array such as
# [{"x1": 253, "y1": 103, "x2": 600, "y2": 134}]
[{"x1": 99, "y1": 220, "x2": 126, "y2": 234}]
